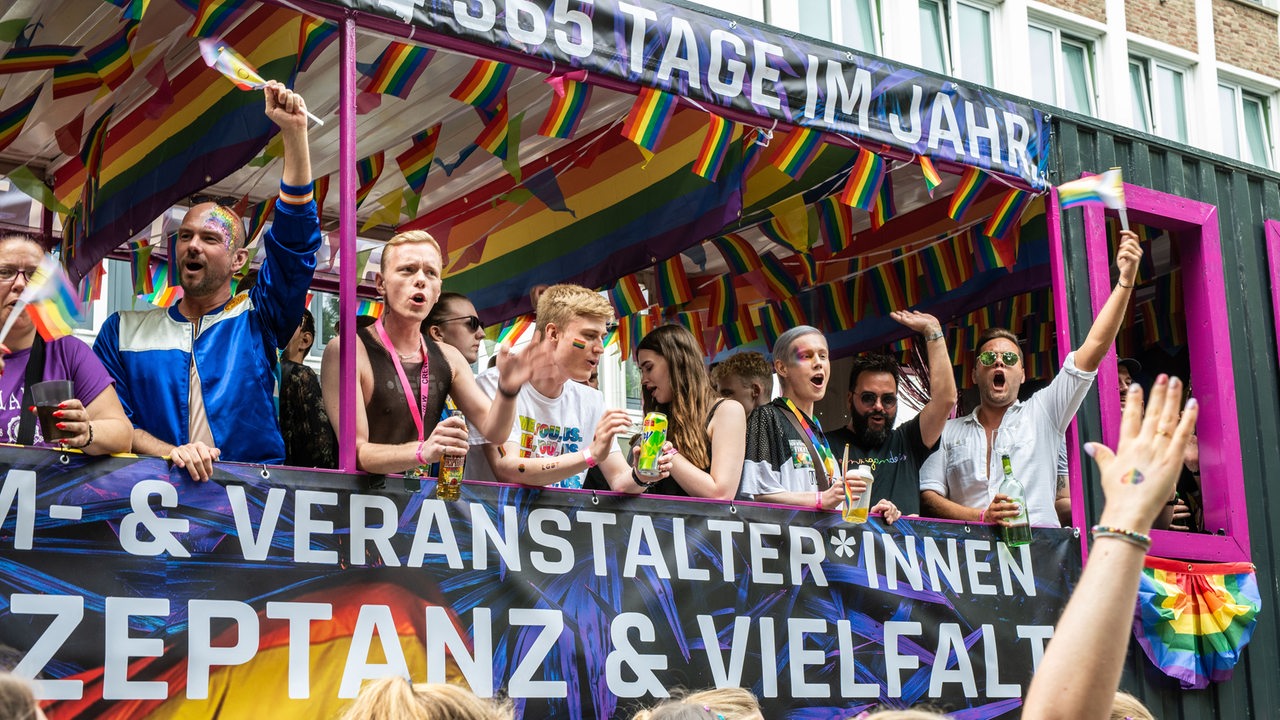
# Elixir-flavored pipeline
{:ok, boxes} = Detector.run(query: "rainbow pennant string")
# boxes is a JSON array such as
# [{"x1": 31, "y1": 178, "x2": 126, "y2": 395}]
[
  {"x1": 450, "y1": 58, "x2": 514, "y2": 112},
  {"x1": 757, "y1": 252, "x2": 800, "y2": 300},
  {"x1": 0, "y1": 88, "x2": 40, "y2": 154},
  {"x1": 0, "y1": 45, "x2": 79, "y2": 74},
  {"x1": 870, "y1": 175, "x2": 895, "y2": 230},
  {"x1": 538, "y1": 77, "x2": 591, "y2": 140},
  {"x1": 815, "y1": 196, "x2": 852, "y2": 256},
  {"x1": 708, "y1": 275, "x2": 736, "y2": 327},
  {"x1": 1133, "y1": 557, "x2": 1260, "y2": 690},
  {"x1": 355, "y1": 152, "x2": 385, "y2": 208},
  {"x1": 711, "y1": 233, "x2": 763, "y2": 275},
  {"x1": 53, "y1": 61, "x2": 103, "y2": 100},
  {"x1": 983, "y1": 189, "x2": 1031, "y2": 240},
  {"x1": 919, "y1": 155, "x2": 943, "y2": 197},
  {"x1": 840, "y1": 148, "x2": 885, "y2": 211},
  {"x1": 948, "y1": 166, "x2": 987, "y2": 221},
  {"x1": 86, "y1": 20, "x2": 139, "y2": 91},
  {"x1": 655, "y1": 255, "x2": 693, "y2": 307},
  {"x1": 362, "y1": 41, "x2": 434, "y2": 99},
  {"x1": 621, "y1": 87, "x2": 677, "y2": 161},
  {"x1": 396, "y1": 125, "x2": 440, "y2": 196},
  {"x1": 771, "y1": 126, "x2": 823, "y2": 180},
  {"x1": 693, "y1": 113, "x2": 735, "y2": 181},
  {"x1": 473, "y1": 98, "x2": 511, "y2": 159}
]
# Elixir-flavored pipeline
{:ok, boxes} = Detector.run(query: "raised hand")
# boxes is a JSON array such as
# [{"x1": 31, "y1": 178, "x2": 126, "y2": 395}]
[
  {"x1": 494, "y1": 330, "x2": 550, "y2": 395},
  {"x1": 263, "y1": 80, "x2": 308, "y2": 134},
  {"x1": 889, "y1": 309, "x2": 942, "y2": 337},
  {"x1": 1115, "y1": 229, "x2": 1142, "y2": 287}
]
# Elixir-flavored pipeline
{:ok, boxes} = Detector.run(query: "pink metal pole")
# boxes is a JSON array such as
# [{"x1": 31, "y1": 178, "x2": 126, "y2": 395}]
[{"x1": 337, "y1": 15, "x2": 358, "y2": 473}]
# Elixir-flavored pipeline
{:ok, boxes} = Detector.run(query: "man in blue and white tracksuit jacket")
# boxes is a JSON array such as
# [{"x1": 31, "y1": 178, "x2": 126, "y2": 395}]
[{"x1": 94, "y1": 83, "x2": 321, "y2": 480}]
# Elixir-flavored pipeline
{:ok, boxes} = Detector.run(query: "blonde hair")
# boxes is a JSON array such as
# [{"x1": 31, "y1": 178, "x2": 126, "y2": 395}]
[
  {"x1": 381, "y1": 230, "x2": 442, "y2": 269},
  {"x1": 535, "y1": 283, "x2": 614, "y2": 334},
  {"x1": 339, "y1": 676, "x2": 513, "y2": 720},
  {"x1": 632, "y1": 687, "x2": 762, "y2": 720},
  {"x1": 1111, "y1": 691, "x2": 1156, "y2": 720},
  {"x1": 0, "y1": 673, "x2": 41, "y2": 720}
]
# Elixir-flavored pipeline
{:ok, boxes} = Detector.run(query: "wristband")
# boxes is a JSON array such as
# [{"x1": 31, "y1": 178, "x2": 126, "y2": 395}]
[
  {"x1": 582, "y1": 446, "x2": 598, "y2": 469},
  {"x1": 497, "y1": 383, "x2": 520, "y2": 399},
  {"x1": 68, "y1": 422, "x2": 94, "y2": 450},
  {"x1": 815, "y1": 491, "x2": 823, "y2": 510},
  {"x1": 925, "y1": 330, "x2": 945, "y2": 342},
  {"x1": 633, "y1": 470, "x2": 658, "y2": 488},
  {"x1": 1118, "y1": 280, "x2": 1134, "y2": 288},
  {"x1": 1090, "y1": 524, "x2": 1152, "y2": 551},
  {"x1": 979, "y1": 508, "x2": 987, "y2": 524},
  {"x1": 415, "y1": 441, "x2": 427, "y2": 467}
]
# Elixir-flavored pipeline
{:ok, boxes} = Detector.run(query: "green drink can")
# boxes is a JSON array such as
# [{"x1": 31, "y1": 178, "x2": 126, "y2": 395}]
[{"x1": 636, "y1": 412, "x2": 668, "y2": 478}]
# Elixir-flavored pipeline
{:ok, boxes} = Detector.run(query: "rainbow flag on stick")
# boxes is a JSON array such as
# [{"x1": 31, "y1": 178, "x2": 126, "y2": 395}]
[
  {"x1": 655, "y1": 255, "x2": 693, "y2": 307},
  {"x1": 356, "y1": 298, "x2": 384, "y2": 319},
  {"x1": 361, "y1": 41, "x2": 434, "y2": 99},
  {"x1": 0, "y1": 45, "x2": 79, "y2": 74},
  {"x1": 1134, "y1": 557, "x2": 1260, "y2": 690},
  {"x1": 0, "y1": 255, "x2": 84, "y2": 345},
  {"x1": 692, "y1": 113, "x2": 735, "y2": 181},
  {"x1": 198, "y1": 38, "x2": 323, "y2": 124},
  {"x1": 771, "y1": 126, "x2": 823, "y2": 179},
  {"x1": 621, "y1": 87, "x2": 677, "y2": 163},
  {"x1": 0, "y1": 88, "x2": 41, "y2": 154},
  {"x1": 450, "y1": 58, "x2": 514, "y2": 111},
  {"x1": 1058, "y1": 167, "x2": 1128, "y2": 229},
  {"x1": 948, "y1": 167, "x2": 987, "y2": 221},
  {"x1": 396, "y1": 124, "x2": 440, "y2": 196},
  {"x1": 840, "y1": 148, "x2": 886, "y2": 211},
  {"x1": 538, "y1": 77, "x2": 591, "y2": 140}
]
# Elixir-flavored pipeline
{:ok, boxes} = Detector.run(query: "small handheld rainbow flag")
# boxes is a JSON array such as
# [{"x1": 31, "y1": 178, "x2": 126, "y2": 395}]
[
  {"x1": 197, "y1": 38, "x2": 323, "y2": 124},
  {"x1": 1058, "y1": 167, "x2": 1128, "y2": 228},
  {"x1": 0, "y1": 255, "x2": 85, "y2": 345},
  {"x1": 356, "y1": 298, "x2": 384, "y2": 319}
]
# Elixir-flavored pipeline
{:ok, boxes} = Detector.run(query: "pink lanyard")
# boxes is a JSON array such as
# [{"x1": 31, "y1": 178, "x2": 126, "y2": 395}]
[{"x1": 374, "y1": 318, "x2": 430, "y2": 441}]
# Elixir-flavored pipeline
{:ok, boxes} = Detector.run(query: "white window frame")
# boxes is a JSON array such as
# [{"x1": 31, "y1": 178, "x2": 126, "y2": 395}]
[
  {"x1": 1027, "y1": 21, "x2": 1098, "y2": 115},
  {"x1": 918, "y1": 0, "x2": 1000, "y2": 88},
  {"x1": 918, "y1": 0, "x2": 952, "y2": 75},
  {"x1": 1129, "y1": 54, "x2": 1192, "y2": 144},
  {"x1": 1218, "y1": 79, "x2": 1275, "y2": 169},
  {"x1": 768, "y1": 0, "x2": 881, "y2": 53}
]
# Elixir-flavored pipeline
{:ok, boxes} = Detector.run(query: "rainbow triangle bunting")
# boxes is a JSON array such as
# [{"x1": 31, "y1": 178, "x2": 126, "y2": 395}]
[
  {"x1": 355, "y1": 152, "x2": 385, "y2": 208},
  {"x1": 919, "y1": 155, "x2": 943, "y2": 197},
  {"x1": 396, "y1": 124, "x2": 440, "y2": 196},
  {"x1": 0, "y1": 88, "x2": 41, "y2": 154}
]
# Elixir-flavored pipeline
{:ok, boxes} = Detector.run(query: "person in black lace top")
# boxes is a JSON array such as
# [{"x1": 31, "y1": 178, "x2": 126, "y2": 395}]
[{"x1": 279, "y1": 309, "x2": 337, "y2": 468}]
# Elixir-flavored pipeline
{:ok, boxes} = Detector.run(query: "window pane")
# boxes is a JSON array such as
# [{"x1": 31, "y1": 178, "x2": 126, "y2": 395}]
[
  {"x1": 1061, "y1": 41, "x2": 1093, "y2": 114},
  {"x1": 1028, "y1": 26, "x2": 1057, "y2": 105},
  {"x1": 957, "y1": 4, "x2": 993, "y2": 85},
  {"x1": 1219, "y1": 85, "x2": 1241, "y2": 159},
  {"x1": 798, "y1": 0, "x2": 832, "y2": 41},
  {"x1": 918, "y1": 0, "x2": 947, "y2": 73},
  {"x1": 842, "y1": 0, "x2": 877, "y2": 53},
  {"x1": 1243, "y1": 95, "x2": 1270, "y2": 167},
  {"x1": 1155, "y1": 65, "x2": 1187, "y2": 142},
  {"x1": 1130, "y1": 60, "x2": 1151, "y2": 132}
]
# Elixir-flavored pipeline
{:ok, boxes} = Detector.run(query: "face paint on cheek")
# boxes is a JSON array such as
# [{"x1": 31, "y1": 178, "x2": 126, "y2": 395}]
[
  {"x1": 572, "y1": 338, "x2": 588, "y2": 350},
  {"x1": 203, "y1": 207, "x2": 240, "y2": 249}
]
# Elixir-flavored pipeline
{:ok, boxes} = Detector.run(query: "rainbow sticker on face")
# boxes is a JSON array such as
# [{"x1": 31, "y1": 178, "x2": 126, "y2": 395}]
[
  {"x1": 572, "y1": 338, "x2": 588, "y2": 350},
  {"x1": 203, "y1": 206, "x2": 241, "y2": 248}
]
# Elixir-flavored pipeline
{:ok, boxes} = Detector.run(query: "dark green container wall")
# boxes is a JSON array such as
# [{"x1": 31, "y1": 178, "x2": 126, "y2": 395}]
[{"x1": 1052, "y1": 116, "x2": 1280, "y2": 717}]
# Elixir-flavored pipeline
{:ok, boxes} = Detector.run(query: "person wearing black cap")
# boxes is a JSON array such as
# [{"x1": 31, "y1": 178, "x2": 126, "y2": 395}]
[{"x1": 1117, "y1": 357, "x2": 1141, "y2": 408}]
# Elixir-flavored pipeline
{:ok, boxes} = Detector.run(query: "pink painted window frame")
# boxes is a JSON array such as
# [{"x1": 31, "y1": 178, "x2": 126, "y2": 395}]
[
  {"x1": 1267, "y1": 221, "x2": 1280, "y2": 365},
  {"x1": 1057, "y1": 181, "x2": 1250, "y2": 561}
]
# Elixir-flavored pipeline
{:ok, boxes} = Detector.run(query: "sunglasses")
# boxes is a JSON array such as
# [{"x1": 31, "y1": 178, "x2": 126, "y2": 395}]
[
  {"x1": 977, "y1": 350, "x2": 1021, "y2": 367},
  {"x1": 858, "y1": 392, "x2": 897, "y2": 407},
  {"x1": 439, "y1": 315, "x2": 482, "y2": 332}
]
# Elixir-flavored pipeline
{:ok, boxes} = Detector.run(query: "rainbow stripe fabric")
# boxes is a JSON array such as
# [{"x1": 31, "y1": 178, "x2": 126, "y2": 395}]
[
  {"x1": 538, "y1": 77, "x2": 591, "y2": 140},
  {"x1": 22, "y1": 255, "x2": 85, "y2": 341},
  {"x1": 610, "y1": 274, "x2": 648, "y2": 316},
  {"x1": 919, "y1": 155, "x2": 943, "y2": 197},
  {"x1": 948, "y1": 166, "x2": 986, "y2": 221},
  {"x1": 0, "y1": 44, "x2": 79, "y2": 74},
  {"x1": 188, "y1": 0, "x2": 244, "y2": 39},
  {"x1": 771, "y1": 126, "x2": 823, "y2": 179},
  {"x1": 655, "y1": 255, "x2": 693, "y2": 307},
  {"x1": 1058, "y1": 168, "x2": 1126, "y2": 210},
  {"x1": 396, "y1": 124, "x2": 440, "y2": 196},
  {"x1": 355, "y1": 152, "x2": 385, "y2": 208},
  {"x1": 693, "y1": 113, "x2": 735, "y2": 181},
  {"x1": 296, "y1": 15, "x2": 335, "y2": 72},
  {"x1": 474, "y1": 99, "x2": 510, "y2": 159},
  {"x1": 711, "y1": 233, "x2": 762, "y2": 275},
  {"x1": 362, "y1": 41, "x2": 433, "y2": 99},
  {"x1": 983, "y1": 189, "x2": 1031, "y2": 240},
  {"x1": 840, "y1": 148, "x2": 885, "y2": 211},
  {"x1": 53, "y1": 61, "x2": 102, "y2": 100},
  {"x1": 86, "y1": 19, "x2": 139, "y2": 90},
  {"x1": 621, "y1": 87, "x2": 677, "y2": 159},
  {"x1": 0, "y1": 88, "x2": 41, "y2": 154},
  {"x1": 450, "y1": 58, "x2": 514, "y2": 111},
  {"x1": 1133, "y1": 557, "x2": 1260, "y2": 690}
]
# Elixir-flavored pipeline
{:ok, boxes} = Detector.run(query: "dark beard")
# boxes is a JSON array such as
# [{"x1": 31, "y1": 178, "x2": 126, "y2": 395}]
[{"x1": 851, "y1": 409, "x2": 893, "y2": 448}]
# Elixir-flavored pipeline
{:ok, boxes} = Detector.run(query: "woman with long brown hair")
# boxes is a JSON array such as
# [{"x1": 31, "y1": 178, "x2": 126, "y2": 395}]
[{"x1": 635, "y1": 324, "x2": 745, "y2": 499}]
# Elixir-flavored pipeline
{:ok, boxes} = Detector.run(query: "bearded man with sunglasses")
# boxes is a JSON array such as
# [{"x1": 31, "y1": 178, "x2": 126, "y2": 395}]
[
  {"x1": 919, "y1": 229, "x2": 1143, "y2": 526},
  {"x1": 824, "y1": 311, "x2": 957, "y2": 516}
]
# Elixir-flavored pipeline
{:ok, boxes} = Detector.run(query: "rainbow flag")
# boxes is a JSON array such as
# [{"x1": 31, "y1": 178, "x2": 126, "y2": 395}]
[
  {"x1": 724, "y1": 311, "x2": 758, "y2": 347},
  {"x1": 870, "y1": 175, "x2": 895, "y2": 230},
  {"x1": 919, "y1": 155, "x2": 943, "y2": 197},
  {"x1": 356, "y1": 298, "x2": 384, "y2": 319},
  {"x1": 243, "y1": 197, "x2": 274, "y2": 245},
  {"x1": 1058, "y1": 168, "x2": 1125, "y2": 210},
  {"x1": 105, "y1": 0, "x2": 151, "y2": 21},
  {"x1": 1134, "y1": 557, "x2": 1260, "y2": 690},
  {"x1": 86, "y1": 19, "x2": 139, "y2": 90},
  {"x1": 757, "y1": 252, "x2": 800, "y2": 300},
  {"x1": 362, "y1": 41, "x2": 434, "y2": 98},
  {"x1": 297, "y1": 16, "x2": 336, "y2": 73},
  {"x1": 494, "y1": 314, "x2": 534, "y2": 344},
  {"x1": 52, "y1": 60, "x2": 103, "y2": 100},
  {"x1": 79, "y1": 261, "x2": 105, "y2": 304},
  {"x1": 822, "y1": 279, "x2": 856, "y2": 330},
  {"x1": 815, "y1": 195, "x2": 852, "y2": 256},
  {"x1": 0, "y1": 88, "x2": 41, "y2": 154},
  {"x1": 538, "y1": 77, "x2": 591, "y2": 140},
  {"x1": 198, "y1": 38, "x2": 266, "y2": 90},
  {"x1": 610, "y1": 274, "x2": 648, "y2": 316},
  {"x1": 921, "y1": 240, "x2": 964, "y2": 296},
  {"x1": 128, "y1": 238, "x2": 154, "y2": 295},
  {"x1": 770, "y1": 126, "x2": 823, "y2": 179},
  {"x1": 396, "y1": 124, "x2": 440, "y2": 196},
  {"x1": 948, "y1": 166, "x2": 987, "y2": 221},
  {"x1": 355, "y1": 152, "x2": 385, "y2": 208},
  {"x1": 188, "y1": 0, "x2": 246, "y2": 38},
  {"x1": 757, "y1": 303, "x2": 788, "y2": 349},
  {"x1": 621, "y1": 87, "x2": 677, "y2": 160},
  {"x1": 795, "y1": 253, "x2": 818, "y2": 286},
  {"x1": 450, "y1": 58, "x2": 514, "y2": 111},
  {"x1": 693, "y1": 113, "x2": 735, "y2": 181},
  {"x1": 708, "y1": 275, "x2": 736, "y2": 327},
  {"x1": 474, "y1": 98, "x2": 511, "y2": 160},
  {"x1": 711, "y1": 233, "x2": 763, "y2": 275},
  {"x1": 20, "y1": 255, "x2": 85, "y2": 341},
  {"x1": 761, "y1": 194, "x2": 810, "y2": 253},
  {"x1": 0, "y1": 45, "x2": 79, "y2": 74},
  {"x1": 839, "y1": 148, "x2": 885, "y2": 211},
  {"x1": 144, "y1": 262, "x2": 181, "y2": 308},
  {"x1": 655, "y1": 255, "x2": 693, "y2": 307},
  {"x1": 869, "y1": 262, "x2": 908, "y2": 315},
  {"x1": 983, "y1": 189, "x2": 1031, "y2": 240},
  {"x1": 675, "y1": 311, "x2": 707, "y2": 355},
  {"x1": 314, "y1": 174, "x2": 330, "y2": 225}
]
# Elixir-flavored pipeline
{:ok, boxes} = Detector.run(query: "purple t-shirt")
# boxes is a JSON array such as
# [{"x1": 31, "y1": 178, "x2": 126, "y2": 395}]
[{"x1": 0, "y1": 337, "x2": 115, "y2": 446}]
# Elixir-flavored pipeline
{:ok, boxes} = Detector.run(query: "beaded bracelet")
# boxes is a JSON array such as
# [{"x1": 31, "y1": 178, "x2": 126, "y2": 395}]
[
  {"x1": 67, "y1": 422, "x2": 94, "y2": 450},
  {"x1": 1090, "y1": 524, "x2": 1152, "y2": 551}
]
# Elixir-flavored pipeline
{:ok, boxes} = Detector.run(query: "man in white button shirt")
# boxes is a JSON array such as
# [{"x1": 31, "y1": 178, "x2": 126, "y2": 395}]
[{"x1": 919, "y1": 229, "x2": 1142, "y2": 527}]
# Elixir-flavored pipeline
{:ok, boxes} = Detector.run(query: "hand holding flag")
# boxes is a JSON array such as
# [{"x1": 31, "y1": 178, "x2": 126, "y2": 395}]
[
  {"x1": 0, "y1": 254, "x2": 85, "y2": 346},
  {"x1": 198, "y1": 38, "x2": 324, "y2": 125},
  {"x1": 1058, "y1": 167, "x2": 1128, "y2": 229}
]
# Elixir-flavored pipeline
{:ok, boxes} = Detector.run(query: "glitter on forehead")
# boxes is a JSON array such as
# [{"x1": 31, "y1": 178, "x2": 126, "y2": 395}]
[{"x1": 203, "y1": 206, "x2": 240, "y2": 248}]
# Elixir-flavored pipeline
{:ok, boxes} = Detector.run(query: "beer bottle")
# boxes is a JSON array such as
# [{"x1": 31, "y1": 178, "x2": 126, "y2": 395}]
[{"x1": 437, "y1": 410, "x2": 465, "y2": 501}]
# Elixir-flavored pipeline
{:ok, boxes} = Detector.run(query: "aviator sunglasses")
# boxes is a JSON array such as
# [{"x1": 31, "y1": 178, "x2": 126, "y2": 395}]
[
  {"x1": 438, "y1": 315, "x2": 482, "y2": 332},
  {"x1": 977, "y1": 350, "x2": 1020, "y2": 367}
]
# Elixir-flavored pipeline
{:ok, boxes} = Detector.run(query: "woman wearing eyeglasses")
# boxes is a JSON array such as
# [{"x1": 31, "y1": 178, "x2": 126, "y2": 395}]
[
  {"x1": 0, "y1": 234, "x2": 131, "y2": 455},
  {"x1": 423, "y1": 292, "x2": 485, "y2": 365},
  {"x1": 919, "y1": 228, "x2": 1143, "y2": 527}
]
